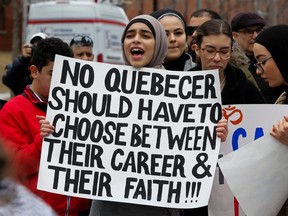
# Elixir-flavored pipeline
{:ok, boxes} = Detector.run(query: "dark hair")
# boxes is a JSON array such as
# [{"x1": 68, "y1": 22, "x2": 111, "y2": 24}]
[
  {"x1": 69, "y1": 35, "x2": 94, "y2": 47},
  {"x1": 191, "y1": 9, "x2": 222, "y2": 20},
  {"x1": 196, "y1": 19, "x2": 233, "y2": 46},
  {"x1": 31, "y1": 37, "x2": 73, "y2": 71}
]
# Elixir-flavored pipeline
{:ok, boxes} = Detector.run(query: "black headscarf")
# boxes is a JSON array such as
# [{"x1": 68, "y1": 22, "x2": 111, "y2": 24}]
[
  {"x1": 255, "y1": 24, "x2": 288, "y2": 83},
  {"x1": 151, "y1": 9, "x2": 187, "y2": 41}
]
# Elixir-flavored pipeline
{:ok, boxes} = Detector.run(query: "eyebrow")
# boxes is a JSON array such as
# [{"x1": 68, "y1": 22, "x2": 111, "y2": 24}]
[
  {"x1": 174, "y1": 27, "x2": 184, "y2": 31},
  {"x1": 204, "y1": 45, "x2": 230, "y2": 49},
  {"x1": 245, "y1": 27, "x2": 263, "y2": 30},
  {"x1": 126, "y1": 28, "x2": 153, "y2": 34},
  {"x1": 255, "y1": 54, "x2": 268, "y2": 59},
  {"x1": 165, "y1": 27, "x2": 184, "y2": 32}
]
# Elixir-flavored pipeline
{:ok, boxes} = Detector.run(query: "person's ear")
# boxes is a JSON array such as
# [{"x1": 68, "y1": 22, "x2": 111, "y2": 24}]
[
  {"x1": 30, "y1": 65, "x2": 39, "y2": 79},
  {"x1": 232, "y1": 31, "x2": 238, "y2": 40},
  {"x1": 194, "y1": 44, "x2": 200, "y2": 57}
]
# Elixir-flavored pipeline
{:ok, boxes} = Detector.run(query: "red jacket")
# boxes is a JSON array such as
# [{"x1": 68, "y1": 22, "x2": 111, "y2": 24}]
[{"x1": 0, "y1": 86, "x2": 90, "y2": 216}]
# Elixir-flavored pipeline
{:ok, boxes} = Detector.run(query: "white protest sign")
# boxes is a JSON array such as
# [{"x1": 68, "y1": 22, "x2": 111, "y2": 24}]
[
  {"x1": 209, "y1": 104, "x2": 288, "y2": 216},
  {"x1": 38, "y1": 55, "x2": 222, "y2": 208},
  {"x1": 219, "y1": 135, "x2": 288, "y2": 216}
]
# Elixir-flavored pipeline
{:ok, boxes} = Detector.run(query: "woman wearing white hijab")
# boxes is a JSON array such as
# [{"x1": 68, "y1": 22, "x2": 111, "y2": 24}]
[{"x1": 89, "y1": 14, "x2": 179, "y2": 216}]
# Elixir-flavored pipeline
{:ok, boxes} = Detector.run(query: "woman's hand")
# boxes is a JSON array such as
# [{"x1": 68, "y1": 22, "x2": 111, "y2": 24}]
[
  {"x1": 270, "y1": 115, "x2": 288, "y2": 145},
  {"x1": 216, "y1": 118, "x2": 228, "y2": 142},
  {"x1": 36, "y1": 115, "x2": 54, "y2": 138}
]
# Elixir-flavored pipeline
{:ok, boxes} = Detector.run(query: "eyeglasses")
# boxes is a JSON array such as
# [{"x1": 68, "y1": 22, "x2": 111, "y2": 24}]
[
  {"x1": 254, "y1": 56, "x2": 272, "y2": 73},
  {"x1": 237, "y1": 27, "x2": 263, "y2": 37},
  {"x1": 70, "y1": 35, "x2": 93, "y2": 47},
  {"x1": 200, "y1": 46, "x2": 231, "y2": 59},
  {"x1": 187, "y1": 26, "x2": 198, "y2": 36}
]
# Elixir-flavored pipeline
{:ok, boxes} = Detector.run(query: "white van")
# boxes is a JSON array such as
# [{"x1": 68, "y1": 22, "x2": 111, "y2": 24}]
[{"x1": 26, "y1": 0, "x2": 129, "y2": 64}]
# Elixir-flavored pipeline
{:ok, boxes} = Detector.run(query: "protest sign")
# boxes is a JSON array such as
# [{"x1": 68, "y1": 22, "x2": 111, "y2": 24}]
[
  {"x1": 38, "y1": 55, "x2": 222, "y2": 208},
  {"x1": 209, "y1": 104, "x2": 288, "y2": 216}
]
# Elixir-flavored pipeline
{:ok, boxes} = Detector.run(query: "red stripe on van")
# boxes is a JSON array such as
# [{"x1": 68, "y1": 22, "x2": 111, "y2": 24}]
[{"x1": 27, "y1": 19, "x2": 126, "y2": 27}]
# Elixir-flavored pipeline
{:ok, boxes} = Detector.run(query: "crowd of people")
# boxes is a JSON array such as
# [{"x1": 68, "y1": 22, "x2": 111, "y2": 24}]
[{"x1": 0, "y1": 7, "x2": 287, "y2": 216}]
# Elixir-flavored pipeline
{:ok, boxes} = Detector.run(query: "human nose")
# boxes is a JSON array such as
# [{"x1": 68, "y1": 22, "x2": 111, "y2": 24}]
[
  {"x1": 252, "y1": 30, "x2": 259, "y2": 38},
  {"x1": 169, "y1": 33, "x2": 176, "y2": 42},
  {"x1": 255, "y1": 66, "x2": 263, "y2": 75},
  {"x1": 213, "y1": 51, "x2": 221, "y2": 61},
  {"x1": 133, "y1": 34, "x2": 140, "y2": 43},
  {"x1": 82, "y1": 55, "x2": 89, "y2": 60}
]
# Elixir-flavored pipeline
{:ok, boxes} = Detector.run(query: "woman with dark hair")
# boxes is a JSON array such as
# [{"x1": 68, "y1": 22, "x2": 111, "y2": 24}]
[
  {"x1": 185, "y1": 18, "x2": 264, "y2": 216},
  {"x1": 151, "y1": 9, "x2": 196, "y2": 71},
  {"x1": 190, "y1": 19, "x2": 265, "y2": 105}
]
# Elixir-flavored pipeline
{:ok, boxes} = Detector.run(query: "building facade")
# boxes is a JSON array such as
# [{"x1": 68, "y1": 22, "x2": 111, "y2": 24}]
[{"x1": 1, "y1": 0, "x2": 288, "y2": 52}]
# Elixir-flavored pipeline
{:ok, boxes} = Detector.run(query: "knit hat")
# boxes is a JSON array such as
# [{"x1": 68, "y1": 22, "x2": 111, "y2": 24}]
[
  {"x1": 151, "y1": 9, "x2": 187, "y2": 40},
  {"x1": 121, "y1": 15, "x2": 168, "y2": 68},
  {"x1": 231, "y1": 12, "x2": 266, "y2": 32},
  {"x1": 255, "y1": 25, "x2": 288, "y2": 82}
]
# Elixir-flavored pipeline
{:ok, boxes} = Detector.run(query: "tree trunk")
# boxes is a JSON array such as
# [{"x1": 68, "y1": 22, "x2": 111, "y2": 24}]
[{"x1": 11, "y1": 0, "x2": 19, "y2": 60}]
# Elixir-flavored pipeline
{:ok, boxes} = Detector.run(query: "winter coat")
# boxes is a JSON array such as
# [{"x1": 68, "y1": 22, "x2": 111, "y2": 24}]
[
  {"x1": 89, "y1": 201, "x2": 179, "y2": 216},
  {"x1": 229, "y1": 42, "x2": 259, "y2": 89},
  {"x1": 2, "y1": 56, "x2": 32, "y2": 96},
  {"x1": 0, "y1": 86, "x2": 90, "y2": 216},
  {"x1": 190, "y1": 63, "x2": 265, "y2": 105},
  {"x1": 164, "y1": 52, "x2": 196, "y2": 72}
]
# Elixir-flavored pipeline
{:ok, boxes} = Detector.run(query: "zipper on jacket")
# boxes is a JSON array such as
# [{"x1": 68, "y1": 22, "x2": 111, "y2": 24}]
[{"x1": 65, "y1": 196, "x2": 71, "y2": 216}]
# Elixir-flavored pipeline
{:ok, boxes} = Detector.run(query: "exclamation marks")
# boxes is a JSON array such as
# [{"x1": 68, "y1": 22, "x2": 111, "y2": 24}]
[{"x1": 185, "y1": 181, "x2": 201, "y2": 203}]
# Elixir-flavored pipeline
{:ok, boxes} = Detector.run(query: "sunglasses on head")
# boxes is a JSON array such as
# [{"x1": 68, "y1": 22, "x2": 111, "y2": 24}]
[
  {"x1": 187, "y1": 26, "x2": 198, "y2": 36},
  {"x1": 70, "y1": 35, "x2": 93, "y2": 47}
]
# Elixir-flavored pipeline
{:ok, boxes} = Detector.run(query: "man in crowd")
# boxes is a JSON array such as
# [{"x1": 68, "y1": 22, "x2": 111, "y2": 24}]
[
  {"x1": 187, "y1": 9, "x2": 222, "y2": 63},
  {"x1": 2, "y1": 32, "x2": 48, "y2": 96},
  {"x1": 231, "y1": 12, "x2": 286, "y2": 103},
  {"x1": 70, "y1": 35, "x2": 94, "y2": 61}
]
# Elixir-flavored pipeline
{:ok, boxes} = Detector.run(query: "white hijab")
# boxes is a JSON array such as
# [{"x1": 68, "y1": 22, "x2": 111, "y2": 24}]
[{"x1": 121, "y1": 15, "x2": 168, "y2": 68}]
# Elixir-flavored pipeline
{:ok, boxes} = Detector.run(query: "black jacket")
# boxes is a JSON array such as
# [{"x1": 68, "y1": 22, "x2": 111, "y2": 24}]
[
  {"x1": 182, "y1": 64, "x2": 264, "y2": 216},
  {"x1": 2, "y1": 56, "x2": 32, "y2": 96},
  {"x1": 190, "y1": 63, "x2": 265, "y2": 105},
  {"x1": 164, "y1": 52, "x2": 195, "y2": 71}
]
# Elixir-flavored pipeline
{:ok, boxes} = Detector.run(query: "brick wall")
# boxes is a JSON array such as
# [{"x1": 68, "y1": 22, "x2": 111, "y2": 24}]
[{"x1": 2, "y1": 0, "x2": 288, "y2": 52}]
